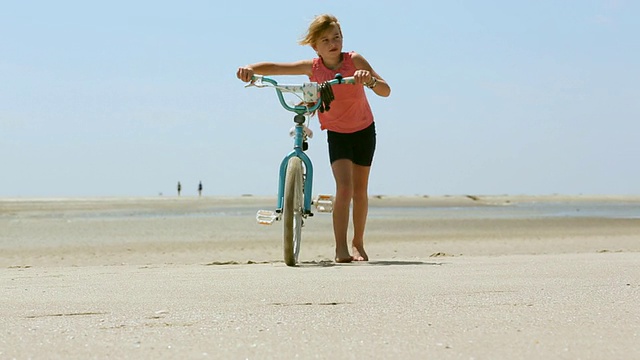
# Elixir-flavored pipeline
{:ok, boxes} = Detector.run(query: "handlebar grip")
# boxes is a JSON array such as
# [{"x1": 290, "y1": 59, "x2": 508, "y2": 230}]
[
  {"x1": 339, "y1": 76, "x2": 356, "y2": 84},
  {"x1": 330, "y1": 73, "x2": 355, "y2": 85},
  {"x1": 251, "y1": 75, "x2": 277, "y2": 86}
]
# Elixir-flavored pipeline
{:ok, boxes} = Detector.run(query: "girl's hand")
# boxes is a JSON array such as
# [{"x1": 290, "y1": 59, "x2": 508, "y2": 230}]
[
  {"x1": 236, "y1": 67, "x2": 255, "y2": 82},
  {"x1": 353, "y1": 69, "x2": 373, "y2": 86}
]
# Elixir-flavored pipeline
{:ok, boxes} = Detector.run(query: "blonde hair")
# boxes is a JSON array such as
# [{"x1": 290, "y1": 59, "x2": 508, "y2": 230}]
[{"x1": 298, "y1": 14, "x2": 342, "y2": 47}]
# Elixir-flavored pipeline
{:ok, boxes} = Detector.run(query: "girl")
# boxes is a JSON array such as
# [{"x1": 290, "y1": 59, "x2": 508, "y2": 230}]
[{"x1": 236, "y1": 14, "x2": 390, "y2": 263}]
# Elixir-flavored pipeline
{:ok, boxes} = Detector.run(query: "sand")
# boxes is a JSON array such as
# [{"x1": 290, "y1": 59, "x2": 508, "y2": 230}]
[{"x1": 1, "y1": 195, "x2": 639, "y2": 359}]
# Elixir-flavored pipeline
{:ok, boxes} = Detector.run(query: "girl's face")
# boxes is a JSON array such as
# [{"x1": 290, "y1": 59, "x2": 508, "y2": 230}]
[{"x1": 313, "y1": 23, "x2": 343, "y2": 58}]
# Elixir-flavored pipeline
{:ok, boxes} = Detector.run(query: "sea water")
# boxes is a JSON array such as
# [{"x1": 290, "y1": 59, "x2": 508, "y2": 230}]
[
  {"x1": 2, "y1": 199, "x2": 639, "y2": 221},
  {"x1": 367, "y1": 201, "x2": 640, "y2": 220},
  {"x1": 92, "y1": 201, "x2": 640, "y2": 220}
]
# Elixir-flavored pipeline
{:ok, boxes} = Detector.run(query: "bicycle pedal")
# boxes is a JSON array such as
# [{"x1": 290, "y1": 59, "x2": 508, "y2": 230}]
[
  {"x1": 313, "y1": 194, "x2": 334, "y2": 213},
  {"x1": 256, "y1": 210, "x2": 279, "y2": 225}
]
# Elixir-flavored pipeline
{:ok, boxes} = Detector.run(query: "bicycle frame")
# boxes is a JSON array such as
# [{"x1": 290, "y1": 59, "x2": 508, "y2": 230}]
[{"x1": 277, "y1": 116, "x2": 314, "y2": 215}]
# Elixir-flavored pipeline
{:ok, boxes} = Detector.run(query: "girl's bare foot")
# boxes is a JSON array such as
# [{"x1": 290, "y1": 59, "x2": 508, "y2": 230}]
[
  {"x1": 335, "y1": 248, "x2": 353, "y2": 263},
  {"x1": 352, "y1": 245, "x2": 368, "y2": 261}
]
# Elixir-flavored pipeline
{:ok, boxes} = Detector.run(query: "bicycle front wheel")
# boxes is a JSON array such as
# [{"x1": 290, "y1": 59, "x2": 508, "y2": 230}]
[{"x1": 283, "y1": 157, "x2": 304, "y2": 266}]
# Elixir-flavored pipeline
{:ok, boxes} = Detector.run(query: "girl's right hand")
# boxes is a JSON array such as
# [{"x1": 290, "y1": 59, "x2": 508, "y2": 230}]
[{"x1": 236, "y1": 67, "x2": 254, "y2": 82}]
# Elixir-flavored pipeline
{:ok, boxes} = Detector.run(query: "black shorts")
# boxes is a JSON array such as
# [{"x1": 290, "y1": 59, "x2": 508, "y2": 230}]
[{"x1": 327, "y1": 122, "x2": 376, "y2": 166}]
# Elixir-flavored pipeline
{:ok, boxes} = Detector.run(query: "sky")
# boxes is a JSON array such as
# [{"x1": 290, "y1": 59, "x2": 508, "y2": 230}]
[{"x1": 1, "y1": 0, "x2": 639, "y2": 198}]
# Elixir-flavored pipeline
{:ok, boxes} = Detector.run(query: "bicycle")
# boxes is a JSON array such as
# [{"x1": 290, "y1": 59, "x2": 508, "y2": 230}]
[{"x1": 244, "y1": 74, "x2": 355, "y2": 266}]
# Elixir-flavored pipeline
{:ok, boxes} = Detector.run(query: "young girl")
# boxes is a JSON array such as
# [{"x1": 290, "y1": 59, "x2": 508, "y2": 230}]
[{"x1": 236, "y1": 14, "x2": 390, "y2": 263}]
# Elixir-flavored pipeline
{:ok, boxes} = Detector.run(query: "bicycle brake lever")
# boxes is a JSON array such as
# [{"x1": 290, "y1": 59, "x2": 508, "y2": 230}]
[{"x1": 245, "y1": 76, "x2": 267, "y2": 88}]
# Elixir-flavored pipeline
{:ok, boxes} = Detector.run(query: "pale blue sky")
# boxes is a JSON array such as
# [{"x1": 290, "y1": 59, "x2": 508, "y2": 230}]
[{"x1": 2, "y1": 1, "x2": 638, "y2": 197}]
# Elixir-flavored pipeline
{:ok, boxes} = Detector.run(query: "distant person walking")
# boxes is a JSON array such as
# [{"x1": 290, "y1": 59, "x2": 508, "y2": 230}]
[
  {"x1": 177, "y1": 181, "x2": 182, "y2": 196},
  {"x1": 198, "y1": 181, "x2": 203, "y2": 197}
]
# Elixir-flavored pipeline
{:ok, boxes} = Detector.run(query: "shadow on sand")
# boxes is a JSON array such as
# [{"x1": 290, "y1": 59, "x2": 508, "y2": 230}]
[
  {"x1": 204, "y1": 259, "x2": 444, "y2": 268},
  {"x1": 367, "y1": 260, "x2": 443, "y2": 266},
  {"x1": 296, "y1": 259, "x2": 443, "y2": 268}
]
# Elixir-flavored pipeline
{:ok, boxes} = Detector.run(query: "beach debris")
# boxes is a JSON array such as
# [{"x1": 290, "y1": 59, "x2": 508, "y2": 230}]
[
  {"x1": 205, "y1": 260, "x2": 241, "y2": 265},
  {"x1": 429, "y1": 252, "x2": 453, "y2": 257},
  {"x1": 270, "y1": 301, "x2": 347, "y2": 306},
  {"x1": 24, "y1": 312, "x2": 106, "y2": 319},
  {"x1": 204, "y1": 260, "x2": 272, "y2": 266},
  {"x1": 148, "y1": 310, "x2": 169, "y2": 320}
]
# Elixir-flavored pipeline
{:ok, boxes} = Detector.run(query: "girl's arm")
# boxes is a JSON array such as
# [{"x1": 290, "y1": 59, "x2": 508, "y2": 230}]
[
  {"x1": 351, "y1": 52, "x2": 391, "y2": 97},
  {"x1": 237, "y1": 60, "x2": 313, "y2": 82}
]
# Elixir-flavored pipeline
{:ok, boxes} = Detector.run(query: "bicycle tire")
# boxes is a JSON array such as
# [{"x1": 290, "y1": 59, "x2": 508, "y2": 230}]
[{"x1": 283, "y1": 157, "x2": 304, "y2": 266}]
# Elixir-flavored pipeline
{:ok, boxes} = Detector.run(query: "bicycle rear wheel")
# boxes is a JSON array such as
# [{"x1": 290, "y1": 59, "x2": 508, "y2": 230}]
[{"x1": 283, "y1": 157, "x2": 304, "y2": 266}]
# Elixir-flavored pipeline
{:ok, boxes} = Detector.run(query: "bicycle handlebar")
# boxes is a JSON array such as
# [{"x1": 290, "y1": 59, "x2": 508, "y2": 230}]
[{"x1": 247, "y1": 74, "x2": 355, "y2": 114}]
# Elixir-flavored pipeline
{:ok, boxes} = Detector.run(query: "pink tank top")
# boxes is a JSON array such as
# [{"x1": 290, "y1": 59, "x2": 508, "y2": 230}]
[{"x1": 310, "y1": 52, "x2": 374, "y2": 133}]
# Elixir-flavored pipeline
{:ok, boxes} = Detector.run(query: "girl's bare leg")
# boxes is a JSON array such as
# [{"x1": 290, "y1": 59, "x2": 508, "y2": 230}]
[
  {"x1": 351, "y1": 164, "x2": 371, "y2": 261},
  {"x1": 331, "y1": 159, "x2": 353, "y2": 263}
]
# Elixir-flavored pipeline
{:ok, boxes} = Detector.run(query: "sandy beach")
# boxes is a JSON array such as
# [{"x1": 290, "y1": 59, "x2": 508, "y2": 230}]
[{"x1": 1, "y1": 195, "x2": 639, "y2": 359}]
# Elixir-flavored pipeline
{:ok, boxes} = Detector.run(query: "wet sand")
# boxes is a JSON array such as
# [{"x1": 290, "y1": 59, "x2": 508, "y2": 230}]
[{"x1": 1, "y1": 195, "x2": 639, "y2": 359}]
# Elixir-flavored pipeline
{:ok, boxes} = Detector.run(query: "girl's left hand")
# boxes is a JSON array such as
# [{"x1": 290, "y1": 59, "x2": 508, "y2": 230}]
[{"x1": 353, "y1": 70, "x2": 372, "y2": 86}]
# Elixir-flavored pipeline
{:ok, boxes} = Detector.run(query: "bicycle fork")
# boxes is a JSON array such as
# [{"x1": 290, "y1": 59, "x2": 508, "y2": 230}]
[{"x1": 256, "y1": 115, "x2": 334, "y2": 225}]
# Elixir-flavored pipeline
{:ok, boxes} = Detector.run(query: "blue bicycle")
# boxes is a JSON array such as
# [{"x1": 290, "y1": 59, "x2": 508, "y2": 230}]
[{"x1": 245, "y1": 74, "x2": 354, "y2": 266}]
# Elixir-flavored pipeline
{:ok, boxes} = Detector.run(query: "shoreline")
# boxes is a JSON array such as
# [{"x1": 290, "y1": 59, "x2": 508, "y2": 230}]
[
  {"x1": 2, "y1": 193, "x2": 640, "y2": 210},
  {"x1": 2, "y1": 194, "x2": 639, "y2": 268}
]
